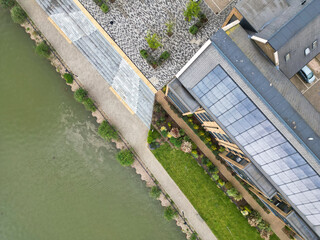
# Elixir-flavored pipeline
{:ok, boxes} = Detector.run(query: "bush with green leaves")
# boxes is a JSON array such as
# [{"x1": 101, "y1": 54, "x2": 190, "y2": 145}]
[
  {"x1": 202, "y1": 157, "x2": 209, "y2": 165},
  {"x1": 224, "y1": 181, "x2": 233, "y2": 190},
  {"x1": 190, "y1": 232, "x2": 198, "y2": 240},
  {"x1": 149, "y1": 186, "x2": 161, "y2": 199},
  {"x1": 208, "y1": 165, "x2": 219, "y2": 174},
  {"x1": 164, "y1": 206, "x2": 177, "y2": 220},
  {"x1": 10, "y1": 4, "x2": 27, "y2": 24},
  {"x1": 145, "y1": 31, "x2": 162, "y2": 50},
  {"x1": 98, "y1": 120, "x2": 119, "y2": 141},
  {"x1": 212, "y1": 173, "x2": 219, "y2": 181},
  {"x1": 170, "y1": 137, "x2": 182, "y2": 148},
  {"x1": 100, "y1": 3, "x2": 109, "y2": 13},
  {"x1": 159, "y1": 51, "x2": 170, "y2": 61},
  {"x1": 147, "y1": 128, "x2": 161, "y2": 144},
  {"x1": 94, "y1": 0, "x2": 103, "y2": 6},
  {"x1": 165, "y1": 21, "x2": 174, "y2": 36},
  {"x1": 227, "y1": 188, "x2": 243, "y2": 201},
  {"x1": 189, "y1": 25, "x2": 199, "y2": 35},
  {"x1": 83, "y1": 98, "x2": 96, "y2": 112},
  {"x1": 140, "y1": 49, "x2": 148, "y2": 59},
  {"x1": 116, "y1": 149, "x2": 134, "y2": 166},
  {"x1": 74, "y1": 88, "x2": 88, "y2": 102},
  {"x1": 184, "y1": 0, "x2": 201, "y2": 22},
  {"x1": 0, "y1": 0, "x2": 15, "y2": 8},
  {"x1": 35, "y1": 41, "x2": 51, "y2": 58},
  {"x1": 63, "y1": 73, "x2": 73, "y2": 84}
]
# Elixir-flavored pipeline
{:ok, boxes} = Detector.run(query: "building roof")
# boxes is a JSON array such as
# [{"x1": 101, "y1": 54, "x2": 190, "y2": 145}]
[
  {"x1": 236, "y1": 0, "x2": 289, "y2": 32},
  {"x1": 255, "y1": 0, "x2": 320, "y2": 50},
  {"x1": 174, "y1": 27, "x2": 320, "y2": 238}
]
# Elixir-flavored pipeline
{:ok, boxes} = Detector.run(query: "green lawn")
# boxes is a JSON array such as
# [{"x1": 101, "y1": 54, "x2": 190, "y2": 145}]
[{"x1": 152, "y1": 143, "x2": 261, "y2": 240}]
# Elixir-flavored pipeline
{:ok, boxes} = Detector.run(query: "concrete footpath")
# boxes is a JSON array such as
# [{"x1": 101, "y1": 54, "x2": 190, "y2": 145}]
[
  {"x1": 17, "y1": 1, "x2": 217, "y2": 239},
  {"x1": 156, "y1": 91, "x2": 290, "y2": 240}
]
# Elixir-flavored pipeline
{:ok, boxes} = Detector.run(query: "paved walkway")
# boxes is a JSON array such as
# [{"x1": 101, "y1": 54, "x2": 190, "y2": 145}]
[
  {"x1": 18, "y1": 1, "x2": 216, "y2": 239},
  {"x1": 156, "y1": 91, "x2": 290, "y2": 240}
]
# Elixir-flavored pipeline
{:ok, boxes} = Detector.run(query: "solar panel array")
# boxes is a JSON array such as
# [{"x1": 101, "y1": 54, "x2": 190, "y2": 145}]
[{"x1": 192, "y1": 65, "x2": 320, "y2": 226}]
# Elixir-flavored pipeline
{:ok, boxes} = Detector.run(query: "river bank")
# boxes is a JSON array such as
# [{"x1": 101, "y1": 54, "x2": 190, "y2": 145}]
[{"x1": 4, "y1": 2, "x2": 199, "y2": 239}]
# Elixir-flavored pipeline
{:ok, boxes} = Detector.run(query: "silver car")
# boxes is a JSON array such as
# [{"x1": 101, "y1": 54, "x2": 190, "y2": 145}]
[{"x1": 298, "y1": 66, "x2": 316, "y2": 83}]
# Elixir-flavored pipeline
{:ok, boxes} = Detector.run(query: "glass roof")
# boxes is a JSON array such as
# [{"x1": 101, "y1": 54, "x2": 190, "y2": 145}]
[{"x1": 192, "y1": 65, "x2": 320, "y2": 226}]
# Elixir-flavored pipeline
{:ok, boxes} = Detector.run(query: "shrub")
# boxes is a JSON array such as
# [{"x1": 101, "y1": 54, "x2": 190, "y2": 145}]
[
  {"x1": 165, "y1": 21, "x2": 174, "y2": 36},
  {"x1": 179, "y1": 129, "x2": 185, "y2": 136},
  {"x1": 193, "y1": 124, "x2": 199, "y2": 130},
  {"x1": 225, "y1": 181, "x2": 233, "y2": 190},
  {"x1": 189, "y1": 25, "x2": 199, "y2": 35},
  {"x1": 98, "y1": 120, "x2": 119, "y2": 141},
  {"x1": 170, "y1": 137, "x2": 182, "y2": 148},
  {"x1": 227, "y1": 188, "x2": 243, "y2": 201},
  {"x1": 145, "y1": 31, "x2": 162, "y2": 50},
  {"x1": 164, "y1": 206, "x2": 176, "y2": 220},
  {"x1": 63, "y1": 73, "x2": 73, "y2": 84},
  {"x1": 212, "y1": 173, "x2": 219, "y2": 181},
  {"x1": 10, "y1": 5, "x2": 27, "y2": 24},
  {"x1": 190, "y1": 232, "x2": 198, "y2": 240},
  {"x1": 159, "y1": 51, "x2": 170, "y2": 61},
  {"x1": 219, "y1": 146, "x2": 225, "y2": 152},
  {"x1": 100, "y1": 3, "x2": 109, "y2": 13},
  {"x1": 169, "y1": 128, "x2": 180, "y2": 138},
  {"x1": 94, "y1": 0, "x2": 103, "y2": 6},
  {"x1": 199, "y1": 12, "x2": 208, "y2": 23},
  {"x1": 181, "y1": 141, "x2": 192, "y2": 153},
  {"x1": 35, "y1": 41, "x2": 51, "y2": 58},
  {"x1": 0, "y1": 0, "x2": 15, "y2": 8},
  {"x1": 211, "y1": 145, "x2": 217, "y2": 151},
  {"x1": 116, "y1": 149, "x2": 134, "y2": 166},
  {"x1": 147, "y1": 129, "x2": 161, "y2": 144},
  {"x1": 184, "y1": 0, "x2": 201, "y2": 22},
  {"x1": 149, "y1": 186, "x2": 161, "y2": 199},
  {"x1": 218, "y1": 179, "x2": 225, "y2": 187},
  {"x1": 202, "y1": 157, "x2": 209, "y2": 165},
  {"x1": 74, "y1": 88, "x2": 87, "y2": 102},
  {"x1": 208, "y1": 165, "x2": 219, "y2": 174},
  {"x1": 83, "y1": 98, "x2": 96, "y2": 112},
  {"x1": 140, "y1": 49, "x2": 148, "y2": 59}
]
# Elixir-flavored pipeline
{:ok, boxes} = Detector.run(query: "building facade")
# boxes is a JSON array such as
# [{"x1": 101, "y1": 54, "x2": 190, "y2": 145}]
[{"x1": 167, "y1": 22, "x2": 320, "y2": 240}]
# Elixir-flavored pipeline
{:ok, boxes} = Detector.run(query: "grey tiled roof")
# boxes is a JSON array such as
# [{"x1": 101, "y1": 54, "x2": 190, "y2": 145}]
[
  {"x1": 36, "y1": 0, "x2": 155, "y2": 127},
  {"x1": 255, "y1": 0, "x2": 320, "y2": 50},
  {"x1": 236, "y1": 0, "x2": 289, "y2": 32}
]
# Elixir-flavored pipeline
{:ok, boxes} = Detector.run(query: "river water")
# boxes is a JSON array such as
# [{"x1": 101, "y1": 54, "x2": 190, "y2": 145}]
[{"x1": 0, "y1": 9, "x2": 185, "y2": 240}]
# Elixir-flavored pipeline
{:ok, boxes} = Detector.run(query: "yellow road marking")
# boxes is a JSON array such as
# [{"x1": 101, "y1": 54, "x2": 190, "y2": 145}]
[
  {"x1": 72, "y1": 0, "x2": 157, "y2": 94},
  {"x1": 109, "y1": 87, "x2": 135, "y2": 115},
  {"x1": 48, "y1": 17, "x2": 72, "y2": 44}
]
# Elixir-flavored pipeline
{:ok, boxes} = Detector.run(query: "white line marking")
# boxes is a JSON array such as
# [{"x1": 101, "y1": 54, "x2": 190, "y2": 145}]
[
  {"x1": 211, "y1": 0, "x2": 221, "y2": 11},
  {"x1": 302, "y1": 77, "x2": 320, "y2": 94}
]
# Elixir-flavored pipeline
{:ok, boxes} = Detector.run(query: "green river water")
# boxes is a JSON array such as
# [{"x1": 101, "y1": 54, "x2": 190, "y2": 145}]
[{"x1": 0, "y1": 9, "x2": 185, "y2": 240}]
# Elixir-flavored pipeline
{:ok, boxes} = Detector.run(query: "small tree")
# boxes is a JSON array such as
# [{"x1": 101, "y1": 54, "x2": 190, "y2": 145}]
[
  {"x1": 83, "y1": 98, "x2": 96, "y2": 112},
  {"x1": 63, "y1": 73, "x2": 74, "y2": 84},
  {"x1": 149, "y1": 186, "x2": 161, "y2": 199},
  {"x1": 35, "y1": 41, "x2": 51, "y2": 58},
  {"x1": 98, "y1": 120, "x2": 119, "y2": 141},
  {"x1": 116, "y1": 149, "x2": 134, "y2": 166},
  {"x1": 184, "y1": 0, "x2": 201, "y2": 22},
  {"x1": 165, "y1": 21, "x2": 174, "y2": 37},
  {"x1": 74, "y1": 88, "x2": 87, "y2": 102},
  {"x1": 0, "y1": 0, "x2": 15, "y2": 8},
  {"x1": 100, "y1": 3, "x2": 109, "y2": 13},
  {"x1": 145, "y1": 31, "x2": 162, "y2": 50},
  {"x1": 10, "y1": 5, "x2": 27, "y2": 24},
  {"x1": 164, "y1": 206, "x2": 176, "y2": 220}
]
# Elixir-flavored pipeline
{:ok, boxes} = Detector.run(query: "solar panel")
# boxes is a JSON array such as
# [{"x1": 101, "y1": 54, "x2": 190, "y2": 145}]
[{"x1": 191, "y1": 65, "x2": 320, "y2": 225}]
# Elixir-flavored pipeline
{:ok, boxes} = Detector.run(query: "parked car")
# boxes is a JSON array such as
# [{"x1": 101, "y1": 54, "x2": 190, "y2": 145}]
[{"x1": 298, "y1": 66, "x2": 316, "y2": 83}]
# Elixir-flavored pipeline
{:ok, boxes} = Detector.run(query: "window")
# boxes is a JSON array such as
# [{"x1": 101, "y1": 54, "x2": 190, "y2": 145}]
[
  {"x1": 305, "y1": 47, "x2": 310, "y2": 56},
  {"x1": 285, "y1": 53, "x2": 290, "y2": 62},
  {"x1": 312, "y1": 40, "x2": 318, "y2": 49}
]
